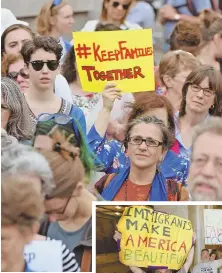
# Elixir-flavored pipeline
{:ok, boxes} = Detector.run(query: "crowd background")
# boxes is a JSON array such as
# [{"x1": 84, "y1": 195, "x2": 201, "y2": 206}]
[
  {"x1": 1, "y1": 0, "x2": 165, "y2": 63},
  {"x1": 1, "y1": 0, "x2": 222, "y2": 272}
]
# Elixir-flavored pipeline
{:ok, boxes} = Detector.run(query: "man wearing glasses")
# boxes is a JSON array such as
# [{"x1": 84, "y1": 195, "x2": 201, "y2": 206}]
[{"x1": 187, "y1": 117, "x2": 222, "y2": 201}]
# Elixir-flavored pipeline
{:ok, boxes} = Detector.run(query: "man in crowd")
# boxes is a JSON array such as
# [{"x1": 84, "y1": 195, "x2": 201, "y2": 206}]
[
  {"x1": 192, "y1": 248, "x2": 222, "y2": 273},
  {"x1": 187, "y1": 117, "x2": 222, "y2": 201}
]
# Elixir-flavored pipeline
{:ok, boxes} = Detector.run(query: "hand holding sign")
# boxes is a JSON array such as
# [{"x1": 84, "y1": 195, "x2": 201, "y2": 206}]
[
  {"x1": 117, "y1": 206, "x2": 193, "y2": 270},
  {"x1": 102, "y1": 83, "x2": 122, "y2": 111}
]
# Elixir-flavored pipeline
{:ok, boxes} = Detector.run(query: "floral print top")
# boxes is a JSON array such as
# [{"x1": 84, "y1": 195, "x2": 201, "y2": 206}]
[
  {"x1": 72, "y1": 93, "x2": 101, "y2": 117},
  {"x1": 88, "y1": 125, "x2": 190, "y2": 185}
]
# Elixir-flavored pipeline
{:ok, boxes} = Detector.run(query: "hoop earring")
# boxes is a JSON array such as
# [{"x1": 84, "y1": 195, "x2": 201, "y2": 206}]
[{"x1": 210, "y1": 104, "x2": 215, "y2": 110}]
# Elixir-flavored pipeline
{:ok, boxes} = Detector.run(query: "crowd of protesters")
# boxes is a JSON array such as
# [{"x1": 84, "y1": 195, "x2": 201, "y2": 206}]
[{"x1": 1, "y1": 0, "x2": 222, "y2": 271}]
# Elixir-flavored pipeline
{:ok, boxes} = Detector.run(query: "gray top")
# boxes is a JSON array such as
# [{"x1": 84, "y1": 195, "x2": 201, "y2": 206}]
[
  {"x1": 163, "y1": 0, "x2": 212, "y2": 41},
  {"x1": 126, "y1": 1, "x2": 155, "y2": 29},
  {"x1": 47, "y1": 221, "x2": 86, "y2": 252}
]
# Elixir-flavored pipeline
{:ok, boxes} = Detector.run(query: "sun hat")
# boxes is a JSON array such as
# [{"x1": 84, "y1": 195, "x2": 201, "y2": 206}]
[{"x1": 1, "y1": 8, "x2": 29, "y2": 35}]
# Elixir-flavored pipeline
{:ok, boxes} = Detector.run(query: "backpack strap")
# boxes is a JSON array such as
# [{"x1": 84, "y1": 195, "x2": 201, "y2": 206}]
[
  {"x1": 186, "y1": 0, "x2": 198, "y2": 16},
  {"x1": 104, "y1": 173, "x2": 117, "y2": 189},
  {"x1": 187, "y1": 0, "x2": 219, "y2": 15},
  {"x1": 81, "y1": 248, "x2": 92, "y2": 272},
  {"x1": 94, "y1": 173, "x2": 117, "y2": 194}
]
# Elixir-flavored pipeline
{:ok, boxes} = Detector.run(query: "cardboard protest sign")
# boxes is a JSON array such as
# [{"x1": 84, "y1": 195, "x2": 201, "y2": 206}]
[
  {"x1": 204, "y1": 209, "x2": 222, "y2": 245},
  {"x1": 117, "y1": 206, "x2": 193, "y2": 270},
  {"x1": 24, "y1": 240, "x2": 63, "y2": 272},
  {"x1": 73, "y1": 29, "x2": 155, "y2": 93}
]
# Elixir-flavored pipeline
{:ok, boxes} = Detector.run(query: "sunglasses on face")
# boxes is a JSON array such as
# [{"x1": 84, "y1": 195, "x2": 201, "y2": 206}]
[
  {"x1": 28, "y1": 60, "x2": 59, "y2": 71},
  {"x1": 112, "y1": 1, "x2": 131, "y2": 10},
  {"x1": 7, "y1": 69, "x2": 29, "y2": 81}
]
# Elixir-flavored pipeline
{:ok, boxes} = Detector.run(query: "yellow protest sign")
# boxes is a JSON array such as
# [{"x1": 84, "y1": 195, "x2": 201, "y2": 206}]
[
  {"x1": 73, "y1": 29, "x2": 155, "y2": 93},
  {"x1": 117, "y1": 206, "x2": 193, "y2": 270}
]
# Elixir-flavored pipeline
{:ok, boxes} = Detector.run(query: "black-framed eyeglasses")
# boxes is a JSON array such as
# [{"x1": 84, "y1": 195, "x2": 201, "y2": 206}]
[
  {"x1": 189, "y1": 83, "x2": 216, "y2": 97},
  {"x1": 128, "y1": 136, "x2": 163, "y2": 147},
  {"x1": 45, "y1": 195, "x2": 73, "y2": 215},
  {"x1": 112, "y1": 1, "x2": 131, "y2": 10},
  {"x1": 28, "y1": 60, "x2": 59, "y2": 71},
  {"x1": 7, "y1": 69, "x2": 29, "y2": 81}
]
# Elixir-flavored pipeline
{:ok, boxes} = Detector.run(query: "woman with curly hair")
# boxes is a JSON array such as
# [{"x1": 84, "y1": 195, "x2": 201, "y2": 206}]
[{"x1": 1, "y1": 77, "x2": 33, "y2": 142}]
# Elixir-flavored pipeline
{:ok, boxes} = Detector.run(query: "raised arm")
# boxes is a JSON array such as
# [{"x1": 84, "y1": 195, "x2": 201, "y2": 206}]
[{"x1": 87, "y1": 83, "x2": 124, "y2": 171}]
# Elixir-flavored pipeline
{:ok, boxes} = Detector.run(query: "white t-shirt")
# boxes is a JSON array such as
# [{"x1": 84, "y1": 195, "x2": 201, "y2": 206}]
[
  {"x1": 192, "y1": 260, "x2": 222, "y2": 273},
  {"x1": 81, "y1": 19, "x2": 142, "y2": 32},
  {"x1": 55, "y1": 75, "x2": 73, "y2": 103}
]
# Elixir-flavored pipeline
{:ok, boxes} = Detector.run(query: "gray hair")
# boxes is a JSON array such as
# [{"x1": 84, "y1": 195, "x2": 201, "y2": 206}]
[
  {"x1": 1, "y1": 138, "x2": 54, "y2": 196},
  {"x1": 192, "y1": 117, "x2": 222, "y2": 153},
  {"x1": 1, "y1": 77, "x2": 33, "y2": 141},
  {"x1": 125, "y1": 115, "x2": 174, "y2": 150}
]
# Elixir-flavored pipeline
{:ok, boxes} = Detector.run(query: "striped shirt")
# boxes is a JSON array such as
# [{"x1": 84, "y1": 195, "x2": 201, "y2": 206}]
[{"x1": 46, "y1": 237, "x2": 80, "y2": 272}]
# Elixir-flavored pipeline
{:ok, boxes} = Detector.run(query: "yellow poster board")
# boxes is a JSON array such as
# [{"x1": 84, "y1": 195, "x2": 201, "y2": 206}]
[
  {"x1": 117, "y1": 206, "x2": 193, "y2": 269},
  {"x1": 73, "y1": 29, "x2": 155, "y2": 93}
]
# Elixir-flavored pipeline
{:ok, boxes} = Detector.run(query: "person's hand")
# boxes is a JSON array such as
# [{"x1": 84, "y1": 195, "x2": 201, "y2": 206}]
[
  {"x1": 106, "y1": 120, "x2": 126, "y2": 141},
  {"x1": 113, "y1": 230, "x2": 122, "y2": 241},
  {"x1": 159, "y1": 4, "x2": 178, "y2": 21},
  {"x1": 129, "y1": 266, "x2": 146, "y2": 273},
  {"x1": 102, "y1": 83, "x2": 122, "y2": 112}
]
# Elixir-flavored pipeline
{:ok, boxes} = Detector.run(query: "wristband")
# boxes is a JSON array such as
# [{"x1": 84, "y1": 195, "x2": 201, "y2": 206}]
[{"x1": 174, "y1": 14, "x2": 181, "y2": 21}]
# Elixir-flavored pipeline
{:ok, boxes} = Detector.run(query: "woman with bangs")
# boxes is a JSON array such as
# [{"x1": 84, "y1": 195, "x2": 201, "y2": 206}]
[
  {"x1": 88, "y1": 85, "x2": 190, "y2": 185},
  {"x1": 157, "y1": 50, "x2": 200, "y2": 112},
  {"x1": 81, "y1": 0, "x2": 141, "y2": 31},
  {"x1": 174, "y1": 65, "x2": 222, "y2": 161}
]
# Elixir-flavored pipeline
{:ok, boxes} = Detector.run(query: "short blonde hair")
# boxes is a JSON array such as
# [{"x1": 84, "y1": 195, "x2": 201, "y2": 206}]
[
  {"x1": 159, "y1": 50, "x2": 201, "y2": 87},
  {"x1": 2, "y1": 176, "x2": 44, "y2": 227},
  {"x1": 36, "y1": 0, "x2": 68, "y2": 35}
]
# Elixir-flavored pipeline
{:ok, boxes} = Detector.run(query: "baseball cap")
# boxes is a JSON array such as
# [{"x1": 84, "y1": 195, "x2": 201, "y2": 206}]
[{"x1": 1, "y1": 8, "x2": 29, "y2": 35}]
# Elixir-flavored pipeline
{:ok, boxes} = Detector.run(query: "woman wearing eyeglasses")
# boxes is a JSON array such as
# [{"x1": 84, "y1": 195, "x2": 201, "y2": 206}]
[
  {"x1": 94, "y1": 115, "x2": 189, "y2": 201},
  {"x1": 81, "y1": 0, "x2": 141, "y2": 31},
  {"x1": 174, "y1": 65, "x2": 222, "y2": 160},
  {"x1": 33, "y1": 121, "x2": 96, "y2": 272},
  {"x1": 1, "y1": 53, "x2": 29, "y2": 92},
  {"x1": 36, "y1": 0, "x2": 74, "y2": 60}
]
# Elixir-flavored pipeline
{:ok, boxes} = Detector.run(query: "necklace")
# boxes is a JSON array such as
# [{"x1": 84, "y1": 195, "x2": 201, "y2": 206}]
[{"x1": 124, "y1": 179, "x2": 152, "y2": 201}]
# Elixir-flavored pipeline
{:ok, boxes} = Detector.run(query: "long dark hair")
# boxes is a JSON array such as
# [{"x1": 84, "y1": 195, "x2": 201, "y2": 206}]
[{"x1": 179, "y1": 65, "x2": 222, "y2": 117}]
